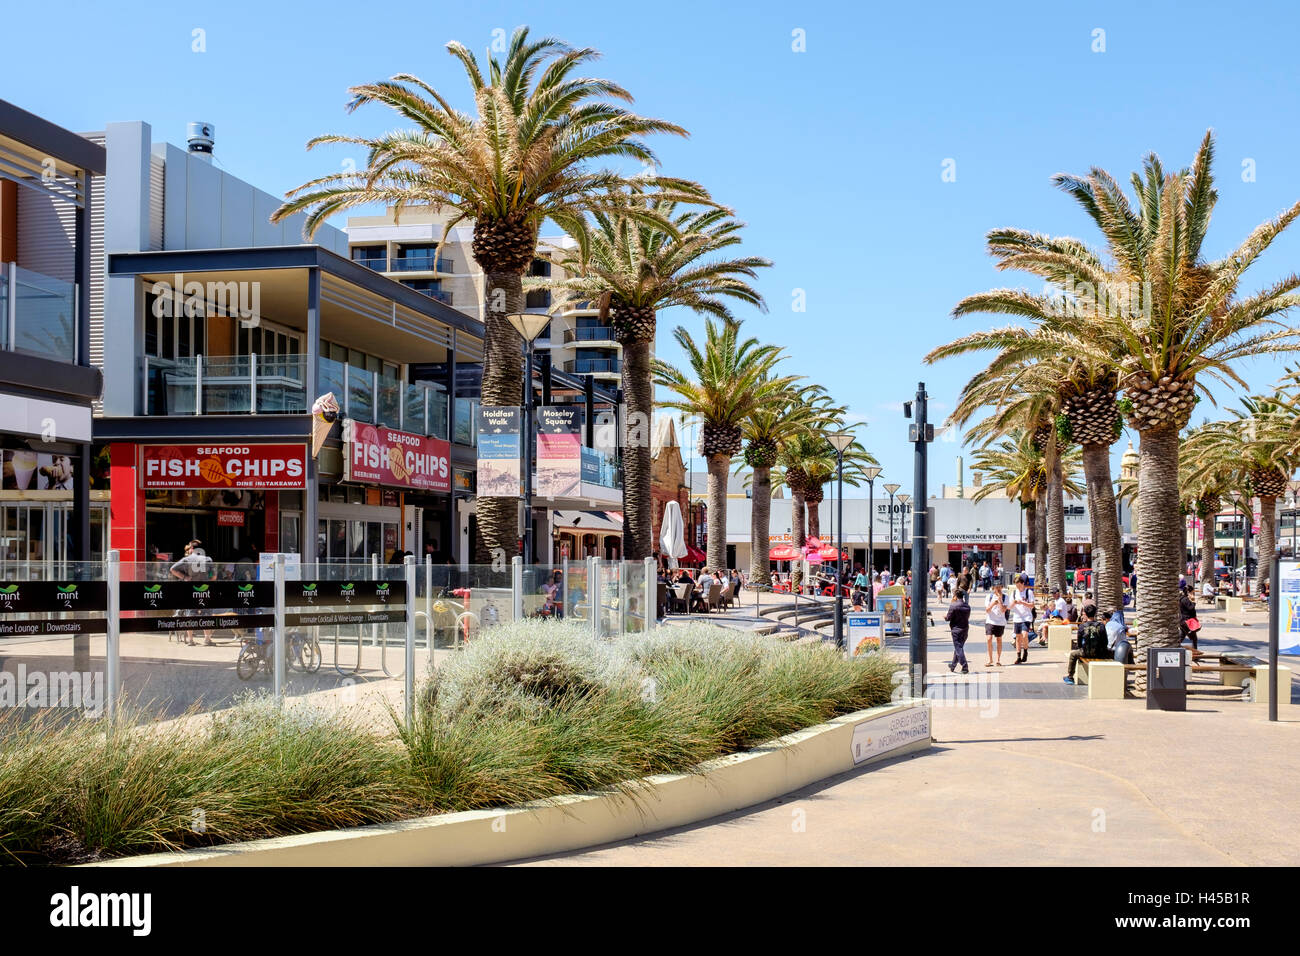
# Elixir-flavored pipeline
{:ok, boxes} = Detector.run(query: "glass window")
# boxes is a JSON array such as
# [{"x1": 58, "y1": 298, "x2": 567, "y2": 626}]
[
  {"x1": 162, "y1": 312, "x2": 175, "y2": 361},
  {"x1": 179, "y1": 315, "x2": 190, "y2": 356}
]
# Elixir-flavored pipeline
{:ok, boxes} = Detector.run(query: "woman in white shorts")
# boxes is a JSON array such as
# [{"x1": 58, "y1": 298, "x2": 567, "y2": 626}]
[{"x1": 984, "y1": 581, "x2": 1008, "y2": 666}]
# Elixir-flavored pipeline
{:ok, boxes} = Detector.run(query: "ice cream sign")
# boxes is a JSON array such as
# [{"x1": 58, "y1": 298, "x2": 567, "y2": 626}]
[
  {"x1": 141, "y1": 445, "x2": 307, "y2": 489},
  {"x1": 343, "y1": 421, "x2": 450, "y2": 493}
]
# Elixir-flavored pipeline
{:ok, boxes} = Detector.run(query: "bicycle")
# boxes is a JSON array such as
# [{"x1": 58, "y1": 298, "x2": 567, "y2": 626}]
[{"x1": 236, "y1": 630, "x2": 321, "y2": 680}]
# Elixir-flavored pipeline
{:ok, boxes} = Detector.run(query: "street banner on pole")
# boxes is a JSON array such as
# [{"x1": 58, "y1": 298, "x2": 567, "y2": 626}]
[
  {"x1": 536, "y1": 406, "x2": 582, "y2": 498},
  {"x1": 476, "y1": 407, "x2": 522, "y2": 497},
  {"x1": 1279, "y1": 560, "x2": 1300, "y2": 655}
]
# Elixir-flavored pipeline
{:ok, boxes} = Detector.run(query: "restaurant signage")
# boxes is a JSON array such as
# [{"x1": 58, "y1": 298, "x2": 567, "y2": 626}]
[
  {"x1": 344, "y1": 421, "x2": 451, "y2": 494},
  {"x1": 217, "y1": 509, "x2": 245, "y2": 527},
  {"x1": 141, "y1": 444, "x2": 306, "y2": 490}
]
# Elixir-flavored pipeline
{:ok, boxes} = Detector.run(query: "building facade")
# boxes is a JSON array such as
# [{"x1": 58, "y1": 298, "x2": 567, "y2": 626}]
[{"x1": 0, "y1": 100, "x2": 105, "y2": 573}]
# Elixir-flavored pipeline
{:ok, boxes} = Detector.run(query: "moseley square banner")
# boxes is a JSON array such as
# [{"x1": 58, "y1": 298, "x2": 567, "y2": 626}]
[{"x1": 536, "y1": 406, "x2": 581, "y2": 499}]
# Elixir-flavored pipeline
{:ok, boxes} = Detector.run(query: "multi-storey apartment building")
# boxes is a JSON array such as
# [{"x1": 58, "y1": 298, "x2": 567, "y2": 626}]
[
  {"x1": 0, "y1": 100, "x2": 105, "y2": 571},
  {"x1": 345, "y1": 206, "x2": 625, "y2": 389}
]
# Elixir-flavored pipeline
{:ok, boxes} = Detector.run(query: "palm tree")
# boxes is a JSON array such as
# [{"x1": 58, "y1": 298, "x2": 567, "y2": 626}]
[
  {"x1": 545, "y1": 189, "x2": 771, "y2": 560},
  {"x1": 931, "y1": 324, "x2": 1127, "y2": 611},
  {"x1": 654, "y1": 318, "x2": 792, "y2": 569},
  {"x1": 800, "y1": 440, "x2": 878, "y2": 542},
  {"x1": 968, "y1": 431, "x2": 1084, "y2": 580},
  {"x1": 1179, "y1": 426, "x2": 1235, "y2": 592},
  {"x1": 1052, "y1": 133, "x2": 1300, "y2": 653},
  {"x1": 270, "y1": 27, "x2": 690, "y2": 561},
  {"x1": 737, "y1": 383, "x2": 837, "y2": 584},
  {"x1": 940, "y1": 355, "x2": 1069, "y2": 592},
  {"x1": 1190, "y1": 392, "x2": 1300, "y2": 594}
]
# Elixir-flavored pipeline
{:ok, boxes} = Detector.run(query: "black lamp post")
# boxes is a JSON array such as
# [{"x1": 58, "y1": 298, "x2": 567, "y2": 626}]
[
  {"x1": 884, "y1": 482, "x2": 901, "y2": 579},
  {"x1": 828, "y1": 432, "x2": 855, "y2": 649},
  {"x1": 506, "y1": 312, "x2": 551, "y2": 563},
  {"x1": 863, "y1": 466, "x2": 882, "y2": 610}
]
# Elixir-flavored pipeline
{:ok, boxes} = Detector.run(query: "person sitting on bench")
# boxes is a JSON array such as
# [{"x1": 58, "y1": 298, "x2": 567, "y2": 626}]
[{"x1": 1063, "y1": 603, "x2": 1110, "y2": 684}]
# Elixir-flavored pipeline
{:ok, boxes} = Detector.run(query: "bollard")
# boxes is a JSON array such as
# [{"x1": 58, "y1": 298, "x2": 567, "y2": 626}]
[
  {"x1": 588, "y1": 556, "x2": 600, "y2": 640},
  {"x1": 405, "y1": 554, "x2": 416, "y2": 727},
  {"x1": 105, "y1": 550, "x2": 121, "y2": 727},
  {"x1": 273, "y1": 553, "x2": 286, "y2": 701},
  {"x1": 644, "y1": 556, "x2": 656, "y2": 631},
  {"x1": 512, "y1": 555, "x2": 524, "y2": 621}
]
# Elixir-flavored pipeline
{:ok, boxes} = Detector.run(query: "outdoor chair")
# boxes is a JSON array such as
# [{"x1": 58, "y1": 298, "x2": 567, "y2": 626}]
[
  {"x1": 707, "y1": 582, "x2": 724, "y2": 613},
  {"x1": 674, "y1": 583, "x2": 692, "y2": 613},
  {"x1": 656, "y1": 582, "x2": 669, "y2": 619},
  {"x1": 718, "y1": 584, "x2": 733, "y2": 610}
]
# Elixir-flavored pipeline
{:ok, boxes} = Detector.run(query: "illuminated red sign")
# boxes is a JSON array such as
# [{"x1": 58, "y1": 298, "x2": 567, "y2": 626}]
[{"x1": 141, "y1": 444, "x2": 307, "y2": 490}]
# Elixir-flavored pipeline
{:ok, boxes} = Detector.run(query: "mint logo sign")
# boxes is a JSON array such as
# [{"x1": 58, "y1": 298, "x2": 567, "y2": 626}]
[
  {"x1": 237, "y1": 582, "x2": 255, "y2": 605},
  {"x1": 144, "y1": 583, "x2": 162, "y2": 608},
  {"x1": 341, "y1": 582, "x2": 356, "y2": 603},
  {"x1": 56, "y1": 585, "x2": 79, "y2": 607},
  {"x1": 302, "y1": 582, "x2": 318, "y2": 604},
  {"x1": 192, "y1": 582, "x2": 210, "y2": 606},
  {"x1": 0, "y1": 584, "x2": 18, "y2": 605},
  {"x1": 376, "y1": 582, "x2": 391, "y2": 603}
]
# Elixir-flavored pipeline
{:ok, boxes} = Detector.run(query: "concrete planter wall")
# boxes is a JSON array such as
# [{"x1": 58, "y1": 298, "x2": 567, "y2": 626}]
[{"x1": 93, "y1": 699, "x2": 931, "y2": 868}]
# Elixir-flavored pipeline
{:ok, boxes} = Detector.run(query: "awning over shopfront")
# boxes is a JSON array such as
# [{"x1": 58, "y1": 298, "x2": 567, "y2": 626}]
[{"x1": 552, "y1": 510, "x2": 623, "y2": 534}]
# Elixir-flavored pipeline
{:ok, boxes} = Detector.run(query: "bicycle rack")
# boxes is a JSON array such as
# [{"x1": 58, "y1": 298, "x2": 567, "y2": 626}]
[{"x1": 331, "y1": 621, "x2": 364, "y2": 678}]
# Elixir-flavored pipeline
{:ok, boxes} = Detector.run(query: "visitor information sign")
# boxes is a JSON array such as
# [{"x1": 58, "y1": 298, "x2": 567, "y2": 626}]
[
  {"x1": 847, "y1": 613, "x2": 883, "y2": 656},
  {"x1": 1278, "y1": 560, "x2": 1300, "y2": 656},
  {"x1": 476, "y1": 407, "x2": 521, "y2": 497}
]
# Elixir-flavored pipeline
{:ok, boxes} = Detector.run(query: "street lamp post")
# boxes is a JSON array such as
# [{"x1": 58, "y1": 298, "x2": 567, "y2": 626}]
[
  {"x1": 897, "y1": 493, "x2": 912, "y2": 581},
  {"x1": 506, "y1": 312, "x2": 551, "y2": 565},
  {"x1": 863, "y1": 466, "x2": 882, "y2": 610},
  {"x1": 828, "y1": 432, "x2": 855, "y2": 650},
  {"x1": 884, "y1": 482, "x2": 901, "y2": 579}
]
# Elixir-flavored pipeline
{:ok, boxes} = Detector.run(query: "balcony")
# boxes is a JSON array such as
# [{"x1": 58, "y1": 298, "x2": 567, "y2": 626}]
[
  {"x1": 563, "y1": 326, "x2": 617, "y2": 344},
  {"x1": 320, "y1": 357, "x2": 450, "y2": 440},
  {"x1": 564, "y1": 358, "x2": 621, "y2": 374},
  {"x1": 408, "y1": 287, "x2": 453, "y2": 306},
  {"x1": 525, "y1": 289, "x2": 551, "y2": 310},
  {"x1": 351, "y1": 255, "x2": 388, "y2": 272},
  {"x1": 144, "y1": 354, "x2": 308, "y2": 415},
  {"x1": 1, "y1": 262, "x2": 77, "y2": 364},
  {"x1": 390, "y1": 255, "x2": 454, "y2": 273}
]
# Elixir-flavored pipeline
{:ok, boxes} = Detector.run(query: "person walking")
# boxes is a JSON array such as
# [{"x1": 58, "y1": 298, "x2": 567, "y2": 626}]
[
  {"x1": 945, "y1": 587, "x2": 972, "y2": 674},
  {"x1": 1010, "y1": 573, "x2": 1035, "y2": 664},
  {"x1": 984, "y1": 580, "x2": 1007, "y2": 666},
  {"x1": 1179, "y1": 584, "x2": 1202, "y2": 659}
]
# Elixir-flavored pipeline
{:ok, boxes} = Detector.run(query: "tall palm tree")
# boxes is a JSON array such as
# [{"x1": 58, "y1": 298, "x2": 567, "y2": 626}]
[
  {"x1": 1054, "y1": 134, "x2": 1300, "y2": 653},
  {"x1": 737, "y1": 383, "x2": 838, "y2": 584},
  {"x1": 801, "y1": 441, "x2": 878, "y2": 542},
  {"x1": 931, "y1": 324, "x2": 1127, "y2": 611},
  {"x1": 546, "y1": 189, "x2": 771, "y2": 560},
  {"x1": 270, "y1": 27, "x2": 690, "y2": 561},
  {"x1": 654, "y1": 318, "x2": 792, "y2": 569},
  {"x1": 1179, "y1": 426, "x2": 1235, "y2": 592},
  {"x1": 1191, "y1": 392, "x2": 1300, "y2": 594}
]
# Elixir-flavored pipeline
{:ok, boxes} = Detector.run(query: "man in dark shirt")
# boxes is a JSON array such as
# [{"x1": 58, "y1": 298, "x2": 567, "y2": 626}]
[
  {"x1": 1063, "y1": 603, "x2": 1109, "y2": 684},
  {"x1": 945, "y1": 587, "x2": 972, "y2": 674}
]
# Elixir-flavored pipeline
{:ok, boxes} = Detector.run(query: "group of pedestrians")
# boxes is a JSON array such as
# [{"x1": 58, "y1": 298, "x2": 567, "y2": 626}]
[
  {"x1": 929, "y1": 560, "x2": 998, "y2": 601},
  {"x1": 943, "y1": 574, "x2": 1036, "y2": 672}
]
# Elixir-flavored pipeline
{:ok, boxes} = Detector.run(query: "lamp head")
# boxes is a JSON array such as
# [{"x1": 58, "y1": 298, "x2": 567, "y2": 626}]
[
  {"x1": 506, "y1": 312, "x2": 551, "y2": 343},
  {"x1": 863, "y1": 466, "x2": 882, "y2": 481},
  {"x1": 897, "y1": 493, "x2": 912, "y2": 506},
  {"x1": 883, "y1": 483, "x2": 901, "y2": 495},
  {"x1": 827, "y1": 432, "x2": 855, "y2": 454}
]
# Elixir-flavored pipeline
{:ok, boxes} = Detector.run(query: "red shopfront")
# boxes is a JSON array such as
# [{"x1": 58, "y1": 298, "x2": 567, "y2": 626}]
[{"x1": 109, "y1": 443, "x2": 308, "y2": 565}]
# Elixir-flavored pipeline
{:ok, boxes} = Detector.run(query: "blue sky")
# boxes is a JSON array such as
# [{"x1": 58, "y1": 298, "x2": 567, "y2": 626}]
[{"x1": 5, "y1": 0, "x2": 1300, "y2": 497}]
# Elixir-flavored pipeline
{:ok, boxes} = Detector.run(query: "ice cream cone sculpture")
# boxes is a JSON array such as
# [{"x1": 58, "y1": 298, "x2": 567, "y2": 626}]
[{"x1": 311, "y1": 392, "x2": 340, "y2": 458}]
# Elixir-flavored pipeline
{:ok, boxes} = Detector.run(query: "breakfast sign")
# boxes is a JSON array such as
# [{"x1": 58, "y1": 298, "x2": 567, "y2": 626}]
[
  {"x1": 343, "y1": 421, "x2": 451, "y2": 493},
  {"x1": 141, "y1": 445, "x2": 307, "y2": 490}
]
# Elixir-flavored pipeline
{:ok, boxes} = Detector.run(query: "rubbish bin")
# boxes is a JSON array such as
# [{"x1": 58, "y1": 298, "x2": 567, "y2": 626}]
[{"x1": 1146, "y1": 646, "x2": 1187, "y2": 711}]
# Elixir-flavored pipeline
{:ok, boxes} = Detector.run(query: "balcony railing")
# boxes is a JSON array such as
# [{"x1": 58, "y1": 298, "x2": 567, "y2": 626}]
[
  {"x1": 406, "y1": 287, "x2": 453, "y2": 305},
  {"x1": 564, "y1": 358, "x2": 621, "y2": 374},
  {"x1": 351, "y1": 255, "x2": 387, "y2": 272},
  {"x1": 390, "y1": 255, "x2": 454, "y2": 273},
  {"x1": 563, "y1": 326, "x2": 617, "y2": 344},
  {"x1": 320, "y1": 356, "x2": 450, "y2": 440},
  {"x1": 2, "y1": 262, "x2": 77, "y2": 364},
  {"x1": 144, "y1": 354, "x2": 308, "y2": 415}
]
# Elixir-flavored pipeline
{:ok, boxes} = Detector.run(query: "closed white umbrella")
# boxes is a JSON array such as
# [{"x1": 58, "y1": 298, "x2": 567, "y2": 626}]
[{"x1": 660, "y1": 500, "x2": 687, "y2": 569}]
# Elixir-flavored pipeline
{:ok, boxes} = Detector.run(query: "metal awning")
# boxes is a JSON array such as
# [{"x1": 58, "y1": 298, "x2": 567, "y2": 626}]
[{"x1": 552, "y1": 510, "x2": 622, "y2": 533}]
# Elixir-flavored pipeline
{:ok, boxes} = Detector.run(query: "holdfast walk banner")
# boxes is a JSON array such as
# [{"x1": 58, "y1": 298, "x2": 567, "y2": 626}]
[{"x1": 476, "y1": 407, "x2": 521, "y2": 497}]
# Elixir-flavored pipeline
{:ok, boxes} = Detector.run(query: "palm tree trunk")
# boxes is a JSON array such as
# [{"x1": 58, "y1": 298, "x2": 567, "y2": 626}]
[
  {"x1": 1033, "y1": 492, "x2": 1047, "y2": 586},
  {"x1": 1256, "y1": 495, "x2": 1278, "y2": 594},
  {"x1": 1047, "y1": 448, "x2": 1067, "y2": 594},
  {"x1": 705, "y1": 453, "x2": 729, "y2": 570},
  {"x1": 1135, "y1": 424, "x2": 1183, "y2": 688},
  {"x1": 750, "y1": 465, "x2": 772, "y2": 584},
  {"x1": 1082, "y1": 441, "x2": 1123, "y2": 612},
  {"x1": 807, "y1": 490, "x2": 823, "y2": 541},
  {"x1": 620, "y1": 336, "x2": 653, "y2": 560},
  {"x1": 1024, "y1": 499, "x2": 1038, "y2": 577},
  {"x1": 475, "y1": 270, "x2": 525, "y2": 563},
  {"x1": 1200, "y1": 508, "x2": 1217, "y2": 591},
  {"x1": 791, "y1": 491, "x2": 807, "y2": 550}
]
